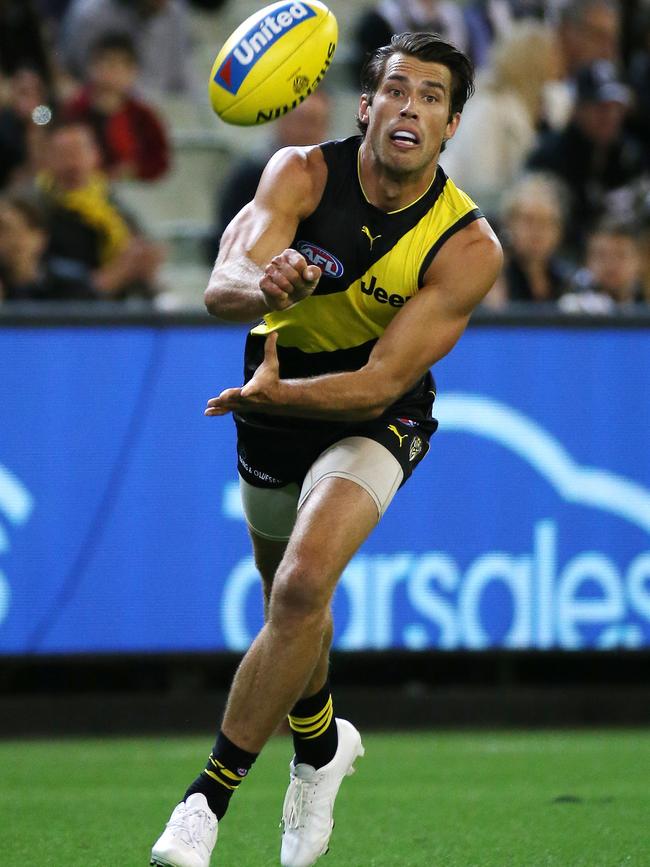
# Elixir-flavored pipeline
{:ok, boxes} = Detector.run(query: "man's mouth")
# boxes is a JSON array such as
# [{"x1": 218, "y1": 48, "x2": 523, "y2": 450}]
[{"x1": 390, "y1": 129, "x2": 420, "y2": 147}]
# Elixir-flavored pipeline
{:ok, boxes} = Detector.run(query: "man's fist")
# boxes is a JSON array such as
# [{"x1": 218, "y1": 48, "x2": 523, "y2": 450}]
[{"x1": 259, "y1": 248, "x2": 321, "y2": 311}]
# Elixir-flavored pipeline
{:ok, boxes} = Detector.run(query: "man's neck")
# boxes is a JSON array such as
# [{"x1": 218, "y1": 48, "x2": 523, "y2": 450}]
[{"x1": 357, "y1": 141, "x2": 438, "y2": 212}]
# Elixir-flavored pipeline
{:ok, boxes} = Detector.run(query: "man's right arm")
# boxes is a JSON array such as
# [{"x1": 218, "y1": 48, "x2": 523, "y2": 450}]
[{"x1": 204, "y1": 146, "x2": 326, "y2": 322}]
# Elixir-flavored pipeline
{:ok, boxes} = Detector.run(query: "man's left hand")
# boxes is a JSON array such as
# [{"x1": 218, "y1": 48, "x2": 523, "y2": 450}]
[{"x1": 204, "y1": 332, "x2": 282, "y2": 417}]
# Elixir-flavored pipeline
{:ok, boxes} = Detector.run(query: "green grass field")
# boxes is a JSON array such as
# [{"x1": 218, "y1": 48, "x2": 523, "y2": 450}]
[{"x1": 2, "y1": 730, "x2": 649, "y2": 866}]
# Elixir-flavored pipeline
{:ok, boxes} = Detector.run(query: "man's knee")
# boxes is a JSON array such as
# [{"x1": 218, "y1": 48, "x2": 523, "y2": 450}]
[{"x1": 268, "y1": 561, "x2": 331, "y2": 631}]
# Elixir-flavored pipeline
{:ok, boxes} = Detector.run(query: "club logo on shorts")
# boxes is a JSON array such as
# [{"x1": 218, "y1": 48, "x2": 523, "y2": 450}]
[
  {"x1": 387, "y1": 425, "x2": 407, "y2": 447},
  {"x1": 409, "y1": 435, "x2": 423, "y2": 462},
  {"x1": 296, "y1": 241, "x2": 344, "y2": 278},
  {"x1": 215, "y1": 2, "x2": 316, "y2": 95}
]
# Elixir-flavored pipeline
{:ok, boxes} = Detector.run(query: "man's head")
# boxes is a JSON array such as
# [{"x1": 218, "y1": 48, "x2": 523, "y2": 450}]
[
  {"x1": 558, "y1": 0, "x2": 620, "y2": 73},
  {"x1": 586, "y1": 221, "x2": 641, "y2": 302},
  {"x1": 573, "y1": 60, "x2": 630, "y2": 146},
  {"x1": 356, "y1": 33, "x2": 474, "y2": 181},
  {"x1": 46, "y1": 122, "x2": 101, "y2": 190},
  {"x1": 88, "y1": 33, "x2": 139, "y2": 95},
  {"x1": 358, "y1": 32, "x2": 475, "y2": 133}
]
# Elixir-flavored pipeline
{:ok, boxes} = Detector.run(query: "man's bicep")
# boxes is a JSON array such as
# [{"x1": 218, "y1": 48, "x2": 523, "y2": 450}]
[
  {"x1": 368, "y1": 224, "x2": 503, "y2": 390},
  {"x1": 217, "y1": 147, "x2": 322, "y2": 267}
]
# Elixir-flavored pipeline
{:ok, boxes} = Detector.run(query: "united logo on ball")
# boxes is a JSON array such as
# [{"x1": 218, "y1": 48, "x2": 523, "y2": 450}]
[{"x1": 209, "y1": 0, "x2": 337, "y2": 126}]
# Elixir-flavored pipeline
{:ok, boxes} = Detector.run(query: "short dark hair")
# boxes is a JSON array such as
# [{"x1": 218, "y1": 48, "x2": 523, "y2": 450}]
[
  {"x1": 591, "y1": 218, "x2": 639, "y2": 243},
  {"x1": 89, "y1": 32, "x2": 139, "y2": 65},
  {"x1": 357, "y1": 32, "x2": 475, "y2": 134}
]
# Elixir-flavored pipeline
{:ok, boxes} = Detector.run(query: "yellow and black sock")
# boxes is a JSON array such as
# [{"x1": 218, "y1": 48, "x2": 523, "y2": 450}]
[
  {"x1": 288, "y1": 680, "x2": 338, "y2": 769},
  {"x1": 184, "y1": 730, "x2": 258, "y2": 820}
]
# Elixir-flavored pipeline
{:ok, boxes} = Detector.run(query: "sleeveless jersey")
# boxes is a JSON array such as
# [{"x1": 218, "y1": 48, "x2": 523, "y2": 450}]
[{"x1": 241, "y1": 135, "x2": 482, "y2": 431}]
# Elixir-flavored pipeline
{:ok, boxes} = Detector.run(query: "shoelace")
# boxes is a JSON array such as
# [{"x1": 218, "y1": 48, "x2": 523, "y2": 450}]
[
  {"x1": 284, "y1": 777, "x2": 310, "y2": 830},
  {"x1": 169, "y1": 806, "x2": 214, "y2": 849}
]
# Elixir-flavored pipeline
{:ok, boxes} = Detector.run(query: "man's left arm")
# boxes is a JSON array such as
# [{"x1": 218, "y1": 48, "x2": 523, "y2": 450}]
[{"x1": 206, "y1": 219, "x2": 502, "y2": 421}]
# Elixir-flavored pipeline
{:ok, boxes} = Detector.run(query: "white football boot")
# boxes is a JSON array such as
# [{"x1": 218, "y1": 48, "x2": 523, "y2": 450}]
[
  {"x1": 150, "y1": 793, "x2": 218, "y2": 867},
  {"x1": 280, "y1": 718, "x2": 364, "y2": 867}
]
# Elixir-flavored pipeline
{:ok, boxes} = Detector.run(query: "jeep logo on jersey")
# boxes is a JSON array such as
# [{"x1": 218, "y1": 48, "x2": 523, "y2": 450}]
[
  {"x1": 297, "y1": 241, "x2": 344, "y2": 278},
  {"x1": 215, "y1": 2, "x2": 317, "y2": 96},
  {"x1": 360, "y1": 275, "x2": 406, "y2": 307}
]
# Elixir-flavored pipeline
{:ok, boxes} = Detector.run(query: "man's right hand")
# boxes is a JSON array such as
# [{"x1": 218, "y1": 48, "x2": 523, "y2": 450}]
[{"x1": 260, "y1": 248, "x2": 321, "y2": 311}]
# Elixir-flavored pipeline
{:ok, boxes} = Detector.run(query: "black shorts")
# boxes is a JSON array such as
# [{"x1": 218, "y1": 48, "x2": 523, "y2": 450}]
[{"x1": 235, "y1": 411, "x2": 437, "y2": 490}]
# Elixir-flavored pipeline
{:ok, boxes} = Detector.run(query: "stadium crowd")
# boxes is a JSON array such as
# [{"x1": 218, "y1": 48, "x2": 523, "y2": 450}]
[{"x1": 0, "y1": 0, "x2": 648, "y2": 309}]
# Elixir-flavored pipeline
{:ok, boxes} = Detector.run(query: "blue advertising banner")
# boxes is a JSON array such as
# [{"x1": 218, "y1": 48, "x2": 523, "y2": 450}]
[{"x1": 1, "y1": 322, "x2": 649, "y2": 654}]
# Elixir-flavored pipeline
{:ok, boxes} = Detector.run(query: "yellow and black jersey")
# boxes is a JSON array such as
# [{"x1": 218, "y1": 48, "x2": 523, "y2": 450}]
[{"x1": 241, "y1": 134, "x2": 482, "y2": 431}]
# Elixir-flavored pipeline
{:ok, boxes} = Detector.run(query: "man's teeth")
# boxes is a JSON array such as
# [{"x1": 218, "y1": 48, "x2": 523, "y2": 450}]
[{"x1": 392, "y1": 131, "x2": 417, "y2": 143}]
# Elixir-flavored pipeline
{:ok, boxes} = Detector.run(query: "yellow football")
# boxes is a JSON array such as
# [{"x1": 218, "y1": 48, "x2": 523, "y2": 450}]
[{"x1": 208, "y1": 0, "x2": 337, "y2": 126}]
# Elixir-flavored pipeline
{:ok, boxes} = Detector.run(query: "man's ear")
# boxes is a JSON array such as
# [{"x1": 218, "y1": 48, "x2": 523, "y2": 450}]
[
  {"x1": 444, "y1": 111, "x2": 462, "y2": 142},
  {"x1": 358, "y1": 93, "x2": 371, "y2": 125}
]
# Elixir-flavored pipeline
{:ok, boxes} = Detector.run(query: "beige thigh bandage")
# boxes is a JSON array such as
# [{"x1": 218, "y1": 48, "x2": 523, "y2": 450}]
[
  {"x1": 298, "y1": 436, "x2": 404, "y2": 519},
  {"x1": 239, "y1": 478, "x2": 300, "y2": 541}
]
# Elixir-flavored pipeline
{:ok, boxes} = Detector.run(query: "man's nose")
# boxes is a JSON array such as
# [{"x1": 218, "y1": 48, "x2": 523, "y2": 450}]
[{"x1": 400, "y1": 99, "x2": 418, "y2": 119}]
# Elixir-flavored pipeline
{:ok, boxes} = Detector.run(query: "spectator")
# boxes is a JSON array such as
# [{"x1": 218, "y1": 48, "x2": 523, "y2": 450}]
[
  {"x1": 440, "y1": 21, "x2": 562, "y2": 214},
  {"x1": 34, "y1": 120, "x2": 163, "y2": 299},
  {"x1": 0, "y1": 0, "x2": 55, "y2": 88},
  {"x1": 0, "y1": 67, "x2": 53, "y2": 191},
  {"x1": 489, "y1": 173, "x2": 573, "y2": 307},
  {"x1": 0, "y1": 194, "x2": 95, "y2": 301},
  {"x1": 63, "y1": 33, "x2": 170, "y2": 181},
  {"x1": 560, "y1": 220, "x2": 645, "y2": 311},
  {"x1": 557, "y1": 0, "x2": 621, "y2": 76},
  {"x1": 463, "y1": 0, "x2": 554, "y2": 70},
  {"x1": 526, "y1": 60, "x2": 646, "y2": 256},
  {"x1": 350, "y1": 1, "x2": 469, "y2": 85},
  {"x1": 540, "y1": 0, "x2": 623, "y2": 129},
  {"x1": 60, "y1": 0, "x2": 194, "y2": 97},
  {"x1": 207, "y1": 89, "x2": 331, "y2": 260}
]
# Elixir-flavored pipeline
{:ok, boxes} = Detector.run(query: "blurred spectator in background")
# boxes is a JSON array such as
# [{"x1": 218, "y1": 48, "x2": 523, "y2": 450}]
[
  {"x1": 0, "y1": 0, "x2": 55, "y2": 89},
  {"x1": 63, "y1": 34, "x2": 170, "y2": 181},
  {"x1": 0, "y1": 194, "x2": 96, "y2": 301},
  {"x1": 207, "y1": 89, "x2": 331, "y2": 261},
  {"x1": 441, "y1": 21, "x2": 561, "y2": 215},
  {"x1": 0, "y1": 68, "x2": 53, "y2": 191},
  {"x1": 557, "y1": 0, "x2": 621, "y2": 75},
  {"x1": 463, "y1": 0, "x2": 558, "y2": 70},
  {"x1": 560, "y1": 220, "x2": 645, "y2": 311},
  {"x1": 60, "y1": 0, "x2": 195, "y2": 97},
  {"x1": 350, "y1": 1, "x2": 469, "y2": 85},
  {"x1": 488, "y1": 173, "x2": 573, "y2": 307},
  {"x1": 34, "y1": 121, "x2": 163, "y2": 300},
  {"x1": 526, "y1": 60, "x2": 646, "y2": 256},
  {"x1": 539, "y1": 0, "x2": 622, "y2": 129}
]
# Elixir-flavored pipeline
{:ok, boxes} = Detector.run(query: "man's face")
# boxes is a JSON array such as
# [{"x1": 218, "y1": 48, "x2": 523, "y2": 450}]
[
  {"x1": 507, "y1": 199, "x2": 563, "y2": 261},
  {"x1": 359, "y1": 53, "x2": 460, "y2": 180},
  {"x1": 587, "y1": 232, "x2": 640, "y2": 298},
  {"x1": 575, "y1": 99, "x2": 626, "y2": 146},
  {"x1": 48, "y1": 127, "x2": 99, "y2": 190},
  {"x1": 562, "y1": 4, "x2": 620, "y2": 71},
  {"x1": 90, "y1": 50, "x2": 137, "y2": 95}
]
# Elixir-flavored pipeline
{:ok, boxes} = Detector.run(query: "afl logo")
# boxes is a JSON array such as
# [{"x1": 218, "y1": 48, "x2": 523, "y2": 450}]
[
  {"x1": 297, "y1": 241, "x2": 344, "y2": 278},
  {"x1": 215, "y1": 2, "x2": 317, "y2": 96}
]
